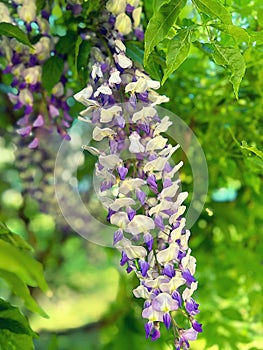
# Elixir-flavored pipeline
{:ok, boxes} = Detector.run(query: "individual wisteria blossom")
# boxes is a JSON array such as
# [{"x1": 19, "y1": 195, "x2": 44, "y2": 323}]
[
  {"x1": 0, "y1": 1, "x2": 72, "y2": 148},
  {"x1": 74, "y1": 1, "x2": 202, "y2": 348}
]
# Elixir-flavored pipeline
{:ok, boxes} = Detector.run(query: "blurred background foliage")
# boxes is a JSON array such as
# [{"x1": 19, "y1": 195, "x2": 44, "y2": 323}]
[{"x1": 0, "y1": 0, "x2": 263, "y2": 349}]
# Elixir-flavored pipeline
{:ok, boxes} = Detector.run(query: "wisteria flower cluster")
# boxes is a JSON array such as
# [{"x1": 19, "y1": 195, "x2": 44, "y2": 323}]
[
  {"x1": 0, "y1": 1, "x2": 72, "y2": 148},
  {"x1": 74, "y1": 1, "x2": 202, "y2": 348}
]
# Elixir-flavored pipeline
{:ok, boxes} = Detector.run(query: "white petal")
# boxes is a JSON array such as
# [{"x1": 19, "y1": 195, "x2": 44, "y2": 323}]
[
  {"x1": 153, "y1": 116, "x2": 172, "y2": 135},
  {"x1": 119, "y1": 178, "x2": 145, "y2": 195},
  {"x1": 169, "y1": 206, "x2": 186, "y2": 224},
  {"x1": 149, "y1": 199, "x2": 172, "y2": 216},
  {"x1": 125, "y1": 245, "x2": 147, "y2": 259},
  {"x1": 164, "y1": 161, "x2": 184, "y2": 176},
  {"x1": 94, "y1": 84, "x2": 112, "y2": 97},
  {"x1": 126, "y1": 215, "x2": 155, "y2": 234},
  {"x1": 133, "y1": 285, "x2": 150, "y2": 299},
  {"x1": 156, "y1": 243, "x2": 179, "y2": 264},
  {"x1": 180, "y1": 230, "x2": 191, "y2": 250},
  {"x1": 146, "y1": 135, "x2": 167, "y2": 152},
  {"x1": 114, "y1": 53, "x2": 133, "y2": 68},
  {"x1": 109, "y1": 69, "x2": 122, "y2": 86},
  {"x1": 99, "y1": 154, "x2": 120, "y2": 169},
  {"x1": 110, "y1": 212, "x2": 129, "y2": 229},
  {"x1": 146, "y1": 79, "x2": 160, "y2": 90},
  {"x1": 100, "y1": 105, "x2": 122, "y2": 123},
  {"x1": 115, "y1": 13, "x2": 132, "y2": 35},
  {"x1": 132, "y1": 7, "x2": 142, "y2": 28},
  {"x1": 81, "y1": 145, "x2": 101, "y2": 156},
  {"x1": 149, "y1": 92, "x2": 170, "y2": 106},
  {"x1": 142, "y1": 306, "x2": 164, "y2": 322},
  {"x1": 93, "y1": 126, "x2": 116, "y2": 141},
  {"x1": 182, "y1": 282, "x2": 198, "y2": 301},
  {"x1": 74, "y1": 85, "x2": 93, "y2": 105},
  {"x1": 170, "y1": 218, "x2": 186, "y2": 241},
  {"x1": 132, "y1": 106, "x2": 156, "y2": 122},
  {"x1": 115, "y1": 39, "x2": 126, "y2": 53},
  {"x1": 160, "y1": 276, "x2": 186, "y2": 293},
  {"x1": 143, "y1": 157, "x2": 167, "y2": 172},
  {"x1": 129, "y1": 132, "x2": 145, "y2": 153},
  {"x1": 159, "y1": 182, "x2": 179, "y2": 199},
  {"x1": 110, "y1": 198, "x2": 136, "y2": 211}
]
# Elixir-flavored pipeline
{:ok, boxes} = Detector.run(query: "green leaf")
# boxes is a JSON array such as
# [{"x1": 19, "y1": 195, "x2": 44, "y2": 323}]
[
  {"x1": 36, "y1": 0, "x2": 45, "y2": 11},
  {"x1": 193, "y1": 0, "x2": 232, "y2": 24},
  {"x1": 126, "y1": 41, "x2": 144, "y2": 67},
  {"x1": 240, "y1": 141, "x2": 263, "y2": 159},
  {"x1": 250, "y1": 30, "x2": 263, "y2": 45},
  {"x1": 0, "y1": 239, "x2": 48, "y2": 292},
  {"x1": 211, "y1": 24, "x2": 250, "y2": 43},
  {"x1": 162, "y1": 30, "x2": 191, "y2": 84},
  {"x1": 0, "y1": 222, "x2": 32, "y2": 251},
  {"x1": 77, "y1": 41, "x2": 91, "y2": 87},
  {"x1": 211, "y1": 43, "x2": 246, "y2": 98},
  {"x1": 0, "y1": 299, "x2": 36, "y2": 350},
  {"x1": 145, "y1": 53, "x2": 165, "y2": 81},
  {"x1": 0, "y1": 270, "x2": 48, "y2": 317},
  {"x1": 153, "y1": 0, "x2": 171, "y2": 11},
  {"x1": 0, "y1": 22, "x2": 33, "y2": 48},
  {"x1": 0, "y1": 221, "x2": 9, "y2": 234},
  {"x1": 42, "y1": 56, "x2": 64, "y2": 92},
  {"x1": 144, "y1": 0, "x2": 187, "y2": 65},
  {"x1": 56, "y1": 31, "x2": 78, "y2": 55},
  {"x1": 74, "y1": 35, "x2": 82, "y2": 68}
]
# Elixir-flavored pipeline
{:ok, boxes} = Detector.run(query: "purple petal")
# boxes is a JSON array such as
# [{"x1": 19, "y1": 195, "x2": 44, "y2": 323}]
[
  {"x1": 144, "y1": 321, "x2": 153, "y2": 339},
  {"x1": 185, "y1": 298, "x2": 200, "y2": 316},
  {"x1": 182, "y1": 269, "x2": 196, "y2": 286},
  {"x1": 172, "y1": 290, "x2": 182, "y2": 308},
  {"x1": 192, "y1": 320, "x2": 203, "y2": 333},
  {"x1": 144, "y1": 232, "x2": 153, "y2": 251},
  {"x1": 151, "y1": 327, "x2": 160, "y2": 341},
  {"x1": 147, "y1": 174, "x2": 158, "y2": 193},
  {"x1": 113, "y1": 229, "x2": 123, "y2": 245},
  {"x1": 154, "y1": 215, "x2": 165, "y2": 230},
  {"x1": 118, "y1": 166, "x2": 128, "y2": 180},
  {"x1": 17, "y1": 115, "x2": 30, "y2": 126},
  {"x1": 129, "y1": 94, "x2": 137, "y2": 109},
  {"x1": 63, "y1": 133, "x2": 71, "y2": 141},
  {"x1": 33, "y1": 114, "x2": 44, "y2": 127},
  {"x1": 24, "y1": 104, "x2": 33, "y2": 115},
  {"x1": 163, "y1": 178, "x2": 173, "y2": 188},
  {"x1": 163, "y1": 264, "x2": 175, "y2": 278},
  {"x1": 136, "y1": 189, "x2": 146, "y2": 205},
  {"x1": 163, "y1": 313, "x2": 171, "y2": 329},
  {"x1": 17, "y1": 126, "x2": 32, "y2": 137},
  {"x1": 28, "y1": 137, "x2": 39, "y2": 149},
  {"x1": 127, "y1": 207, "x2": 136, "y2": 221},
  {"x1": 49, "y1": 104, "x2": 60, "y2": 118},
  {"x1": 120, "y1": 251, "x2": 129, "y2": 266},
  {"x1": 139, "y1": 259, "x2": 150, "y2": 277}
]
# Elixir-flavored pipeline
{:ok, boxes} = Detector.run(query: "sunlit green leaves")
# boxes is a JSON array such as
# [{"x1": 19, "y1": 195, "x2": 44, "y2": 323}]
[
  {"x1": 0, "y1": 239, "x2": 48, "y2": 291},
  {"x1": 0, "y1": 271, "x2": 47, "y2": 317},
  {"x1": 162, "y1": 29, "x2": 192, "y2": 84},
  {"x1": 211, "y1": 43, "x2": 246, "y2": 98},
  {"x1": 192, "y1": 0, "x2": 232, "y2": 24},
  {"x1": 240, "y1": 141, "x2": 263, "y2": 159},
  {"x1": 0, "y1": 23, "x2": 33, "y2": 48},
  {"x1": 211, "y1": 24, "x2": 250, "y2": 44},
  {"x1": 144, "y1": 0, "x2": 187, "y2": 65},
  {"x1": 0, "y1": 299, "x2": 37, "y2": 350},
  {"x1": 0, "y1": 223, "x2": 48, "y2": 316}
]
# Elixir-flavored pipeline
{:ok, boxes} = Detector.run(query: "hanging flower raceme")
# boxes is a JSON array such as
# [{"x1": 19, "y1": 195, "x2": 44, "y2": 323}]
[
  {"x1": 0, "y1": 1, "x2": 72, "y2": 148},
  {"x1": 74, "y1": 1, "x2": 202, "y2": 348}
]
